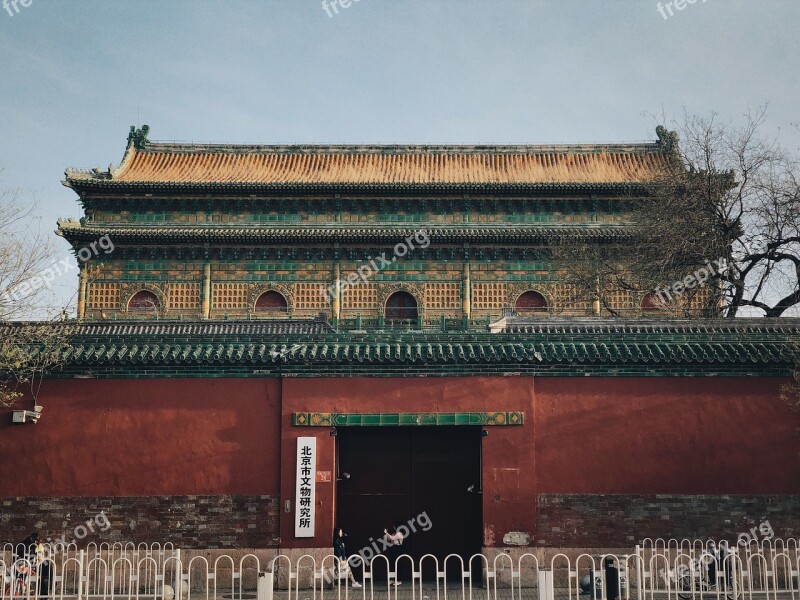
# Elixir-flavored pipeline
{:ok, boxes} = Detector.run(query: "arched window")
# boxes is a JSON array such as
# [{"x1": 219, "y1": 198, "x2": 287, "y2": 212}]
[
  {"x1": 515, "y1": 291, "x2": 547, "y2": 311},
  {"x1": 385, "y1": 291, "x2": 418, "y2": 325},
  {"x1": 641, "y1": 291, "x2": 667, "y2": 311},
  {"x1": 128, "y1": 290, "x2": 160, "y2": 310},
  {"x1": 255, "y1": 290, "x2": 288, "y2": 312}
]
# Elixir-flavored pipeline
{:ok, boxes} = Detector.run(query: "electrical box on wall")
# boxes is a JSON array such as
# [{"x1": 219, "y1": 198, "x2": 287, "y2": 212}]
[{"x1": 11, "y1": 406, "x2": 43, "y2": 424}]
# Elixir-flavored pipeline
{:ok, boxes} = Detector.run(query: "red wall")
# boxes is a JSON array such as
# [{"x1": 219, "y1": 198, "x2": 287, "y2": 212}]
[
  {"x1": 534, "y1": 377, "x2": 800, "y2": 495},
  {"x1": 1, "y1": 375, "x2": 796, "y2": 548},
  {"x1": 0, "y1": 378, "x2": 281, "y2": 497}
]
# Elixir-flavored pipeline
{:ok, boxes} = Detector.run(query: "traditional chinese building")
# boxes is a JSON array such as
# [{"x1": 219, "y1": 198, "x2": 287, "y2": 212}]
[
  {"x1": 1, "y1": 128, "x2": 797, "y2": 563},
  {"x1": 57, "y1": 126, "x2": 713, "y2": 325}
]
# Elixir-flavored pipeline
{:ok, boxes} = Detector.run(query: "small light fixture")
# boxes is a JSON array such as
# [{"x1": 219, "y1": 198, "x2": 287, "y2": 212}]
[
  {"x1": 481, "y1": 429, "x2": 489, "y2": 437},
  {"x1": 330, "y1": 427, "x2": 337, "y2": 436}
]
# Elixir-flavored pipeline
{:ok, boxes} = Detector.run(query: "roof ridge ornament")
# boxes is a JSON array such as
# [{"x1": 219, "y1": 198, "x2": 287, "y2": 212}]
[
  {"x1": 127, "y1": 124, "x2": 150, "y2": 150},
  {"x1": 655, "y1": 125, "x2": 678, "y2": 154}
]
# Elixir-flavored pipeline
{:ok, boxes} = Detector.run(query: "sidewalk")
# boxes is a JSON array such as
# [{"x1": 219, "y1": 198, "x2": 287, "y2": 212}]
[{"x1": 265, "y1": 587, "x2": 797, "y2": 600}]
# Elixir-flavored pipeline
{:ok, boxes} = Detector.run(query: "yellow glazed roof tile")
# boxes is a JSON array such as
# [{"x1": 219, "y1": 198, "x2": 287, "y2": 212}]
[{"x1": 103, "y1": 146, "x2": 671, "y2": 184}]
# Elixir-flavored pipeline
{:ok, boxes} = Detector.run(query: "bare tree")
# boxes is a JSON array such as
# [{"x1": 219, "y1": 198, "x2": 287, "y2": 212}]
[
  {"x1": 0, "y1": 322, "x2": 72, "y2": 407},
  {"x1": 561, "y1": 110, "x2": 800, "y2": 318},
  {"x1": 0, "y1": 182, "x2": 71, "y2": 407},
  {"x1": 650, "y1": 109, "x2": 799, "y2": 317}
]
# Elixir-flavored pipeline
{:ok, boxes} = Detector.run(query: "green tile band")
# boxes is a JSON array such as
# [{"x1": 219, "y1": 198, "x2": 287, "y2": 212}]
[{"x1": 292, "y1": 411, "x2": 523, "y2": 427}]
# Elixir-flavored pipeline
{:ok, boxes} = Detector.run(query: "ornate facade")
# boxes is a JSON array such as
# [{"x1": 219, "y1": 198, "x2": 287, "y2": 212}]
[{"x1": 59, "y1": 127, "x2": 708, "y2": 327}]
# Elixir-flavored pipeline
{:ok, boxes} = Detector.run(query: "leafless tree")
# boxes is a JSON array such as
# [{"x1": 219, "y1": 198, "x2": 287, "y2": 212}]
[
  {"x1": 648, "y1": 109, "x2": 799, "y2": 317},
  {"x1": 561, "y1": 109, "x2": 800, "y2": 318},
  {"x1": 0, "y1": 322, "x2": 72, "y2": 407},
  {"x1": 0, "y1": 182, "x2": 71, "y2": 407}
]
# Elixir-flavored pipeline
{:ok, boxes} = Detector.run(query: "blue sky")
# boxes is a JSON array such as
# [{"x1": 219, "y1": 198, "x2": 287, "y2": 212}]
[{"x1": 1, "y1": 0, "x2": 799, "y2": 313}]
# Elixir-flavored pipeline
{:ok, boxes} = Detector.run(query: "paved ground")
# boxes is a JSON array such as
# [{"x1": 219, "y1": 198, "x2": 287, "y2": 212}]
[
  {"x1": 20, "y1": 590, "x2": 798, "y2": 600},
  {"x1": 268, "y1": 587, "x2": 797, "y2": 600}
]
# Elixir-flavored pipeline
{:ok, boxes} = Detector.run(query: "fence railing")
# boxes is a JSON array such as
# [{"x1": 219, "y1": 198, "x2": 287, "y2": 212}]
[{"x1": 2, "y1": 544, "x2": 798, "y2": 600}]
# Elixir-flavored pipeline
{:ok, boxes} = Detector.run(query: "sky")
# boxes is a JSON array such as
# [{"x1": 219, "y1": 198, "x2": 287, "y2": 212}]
[{"x1": 1, "y1": 0, "x2": 799, "y2": 315}]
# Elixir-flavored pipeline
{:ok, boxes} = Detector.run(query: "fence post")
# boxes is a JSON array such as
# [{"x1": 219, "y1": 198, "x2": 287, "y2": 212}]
[
  {"x1": 77, "y1": 549, "x2": 84, "y2": 600},
  {"x1": 258, "y1": 571, "x2": 273, "y2": 600},
  {"x1": 174, "y1": 549, "x2": 182, "y2": 600},
  {"x1": 634, "y1": 547, "x2": 644, "y2": 600},
  {"x1": 538, "y1": 570, "x2": 554, "y2": 600}
]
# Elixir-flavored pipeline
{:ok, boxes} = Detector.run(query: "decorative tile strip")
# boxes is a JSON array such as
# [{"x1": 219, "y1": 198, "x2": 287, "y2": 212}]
[{"x1": 292, "y1": 411, "x2": 523, "y2": 427}]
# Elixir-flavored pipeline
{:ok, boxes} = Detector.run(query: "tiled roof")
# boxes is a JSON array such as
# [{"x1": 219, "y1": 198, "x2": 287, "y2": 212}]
[
  {"x1": 55, "y1": 339, "x2": 788, "y2": 366},
  {"x1": 64, "y1": 140, "x2": 675, "y2": 190},
  {"x1": 72, "y1": 319, "x2": 335, "y2": 338},
  {"x1": 7, "y1": 318, "x2": 797, "y2": 377},
  {"x1": 56, "y1": 222, "x2": 632, "y2": 244},
  {"x1": 488, "y1": 315, "x2": 800, "y2": 335}
]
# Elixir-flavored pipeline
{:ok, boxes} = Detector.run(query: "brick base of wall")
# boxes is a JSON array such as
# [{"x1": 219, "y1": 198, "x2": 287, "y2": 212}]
[
  {"x1": 2, "y1": 494, "x2": 797, "y2": 550},
  {"x1": 535, "y1": 494, "x2": 800, "y2": 547},
  {"x1": 0, "y1": 495, "x2": 280, "y2": 548}
]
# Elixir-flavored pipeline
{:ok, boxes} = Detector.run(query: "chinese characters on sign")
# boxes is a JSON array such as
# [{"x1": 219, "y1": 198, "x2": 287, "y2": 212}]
[{"x1": 295, "y1": 436, "x2": 316, "y2": 537}]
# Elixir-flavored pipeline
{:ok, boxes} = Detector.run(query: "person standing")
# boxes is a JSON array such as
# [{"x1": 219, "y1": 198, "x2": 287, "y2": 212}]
[
  {"x1": 707, "y1": 541, "x2": 732, "y2": 588},
  {"x1": 333, "y1": 527, "x2": 362, "y2": 588},
  {"x1": 383, "y1": 525, "x2": 404, "y2": 586},
  {"x1": 15, "y1": 532, "x2": 38, "y2": 560}
]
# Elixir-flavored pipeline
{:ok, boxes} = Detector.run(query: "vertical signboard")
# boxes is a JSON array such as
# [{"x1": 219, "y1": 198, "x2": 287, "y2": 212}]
[{"x1": 295, "y1": 436, "x2": 316, "y2": 537}]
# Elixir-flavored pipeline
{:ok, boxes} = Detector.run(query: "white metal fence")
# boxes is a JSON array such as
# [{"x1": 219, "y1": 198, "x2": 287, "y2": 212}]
[{"x1": 2, "y1": 541, "x2": 798, "y2": 600}]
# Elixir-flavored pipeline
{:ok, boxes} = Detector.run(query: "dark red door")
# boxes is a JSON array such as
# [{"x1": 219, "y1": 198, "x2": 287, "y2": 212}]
[{"x1": 336, "y1": 427, "x2": 482, "y2": 582}]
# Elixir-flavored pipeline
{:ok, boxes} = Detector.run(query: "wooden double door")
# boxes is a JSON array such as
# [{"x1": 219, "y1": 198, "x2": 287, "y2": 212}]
[{"x1": 335, "y1": 427, "x2": 482, "y2": 581}]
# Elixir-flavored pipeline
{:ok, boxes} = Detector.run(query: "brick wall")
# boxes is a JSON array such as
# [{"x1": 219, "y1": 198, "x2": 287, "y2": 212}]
[
  {"x1": 0, "y1": 495, "x2": 280, "y2": 548},
  {"x1": 535, "y1": 494, "x2": 800, "y2": 547},
  {"x1": 3, "y1": 494, "x2": 797, "y2": 550}
]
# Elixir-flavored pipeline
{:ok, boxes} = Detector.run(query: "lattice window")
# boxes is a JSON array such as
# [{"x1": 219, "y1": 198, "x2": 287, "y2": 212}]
[
  {"x1": 424, "y1": 283, "x2": 461, "y2": 309},
  {"x1": 294, "y1": 283, "x2": 330, "y2": 309},
  {"x1": 168, "y1": 283, "x2": 200, "y2": 310},
  {"x1": 213, "y1": 283, "x2": 248, "y2": 310},
  {"x1": 548, "y1": 283, "x2": 590, "y2": 311},
  {"x1": 683, "y1": 286, "x2": 713, "y2": 310},
  {"x1": 87, "y1": 283, "x2": 120, "y2": 309},
  {"x1": 606, "y1": 289, "x2": 636, "y2": 311},
  {"x1": 472, "y1": 283, "x2": 507, "y2": 309},
  {"x1": 342, "y1": 283, "x2": 377, "y2": 310}
]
